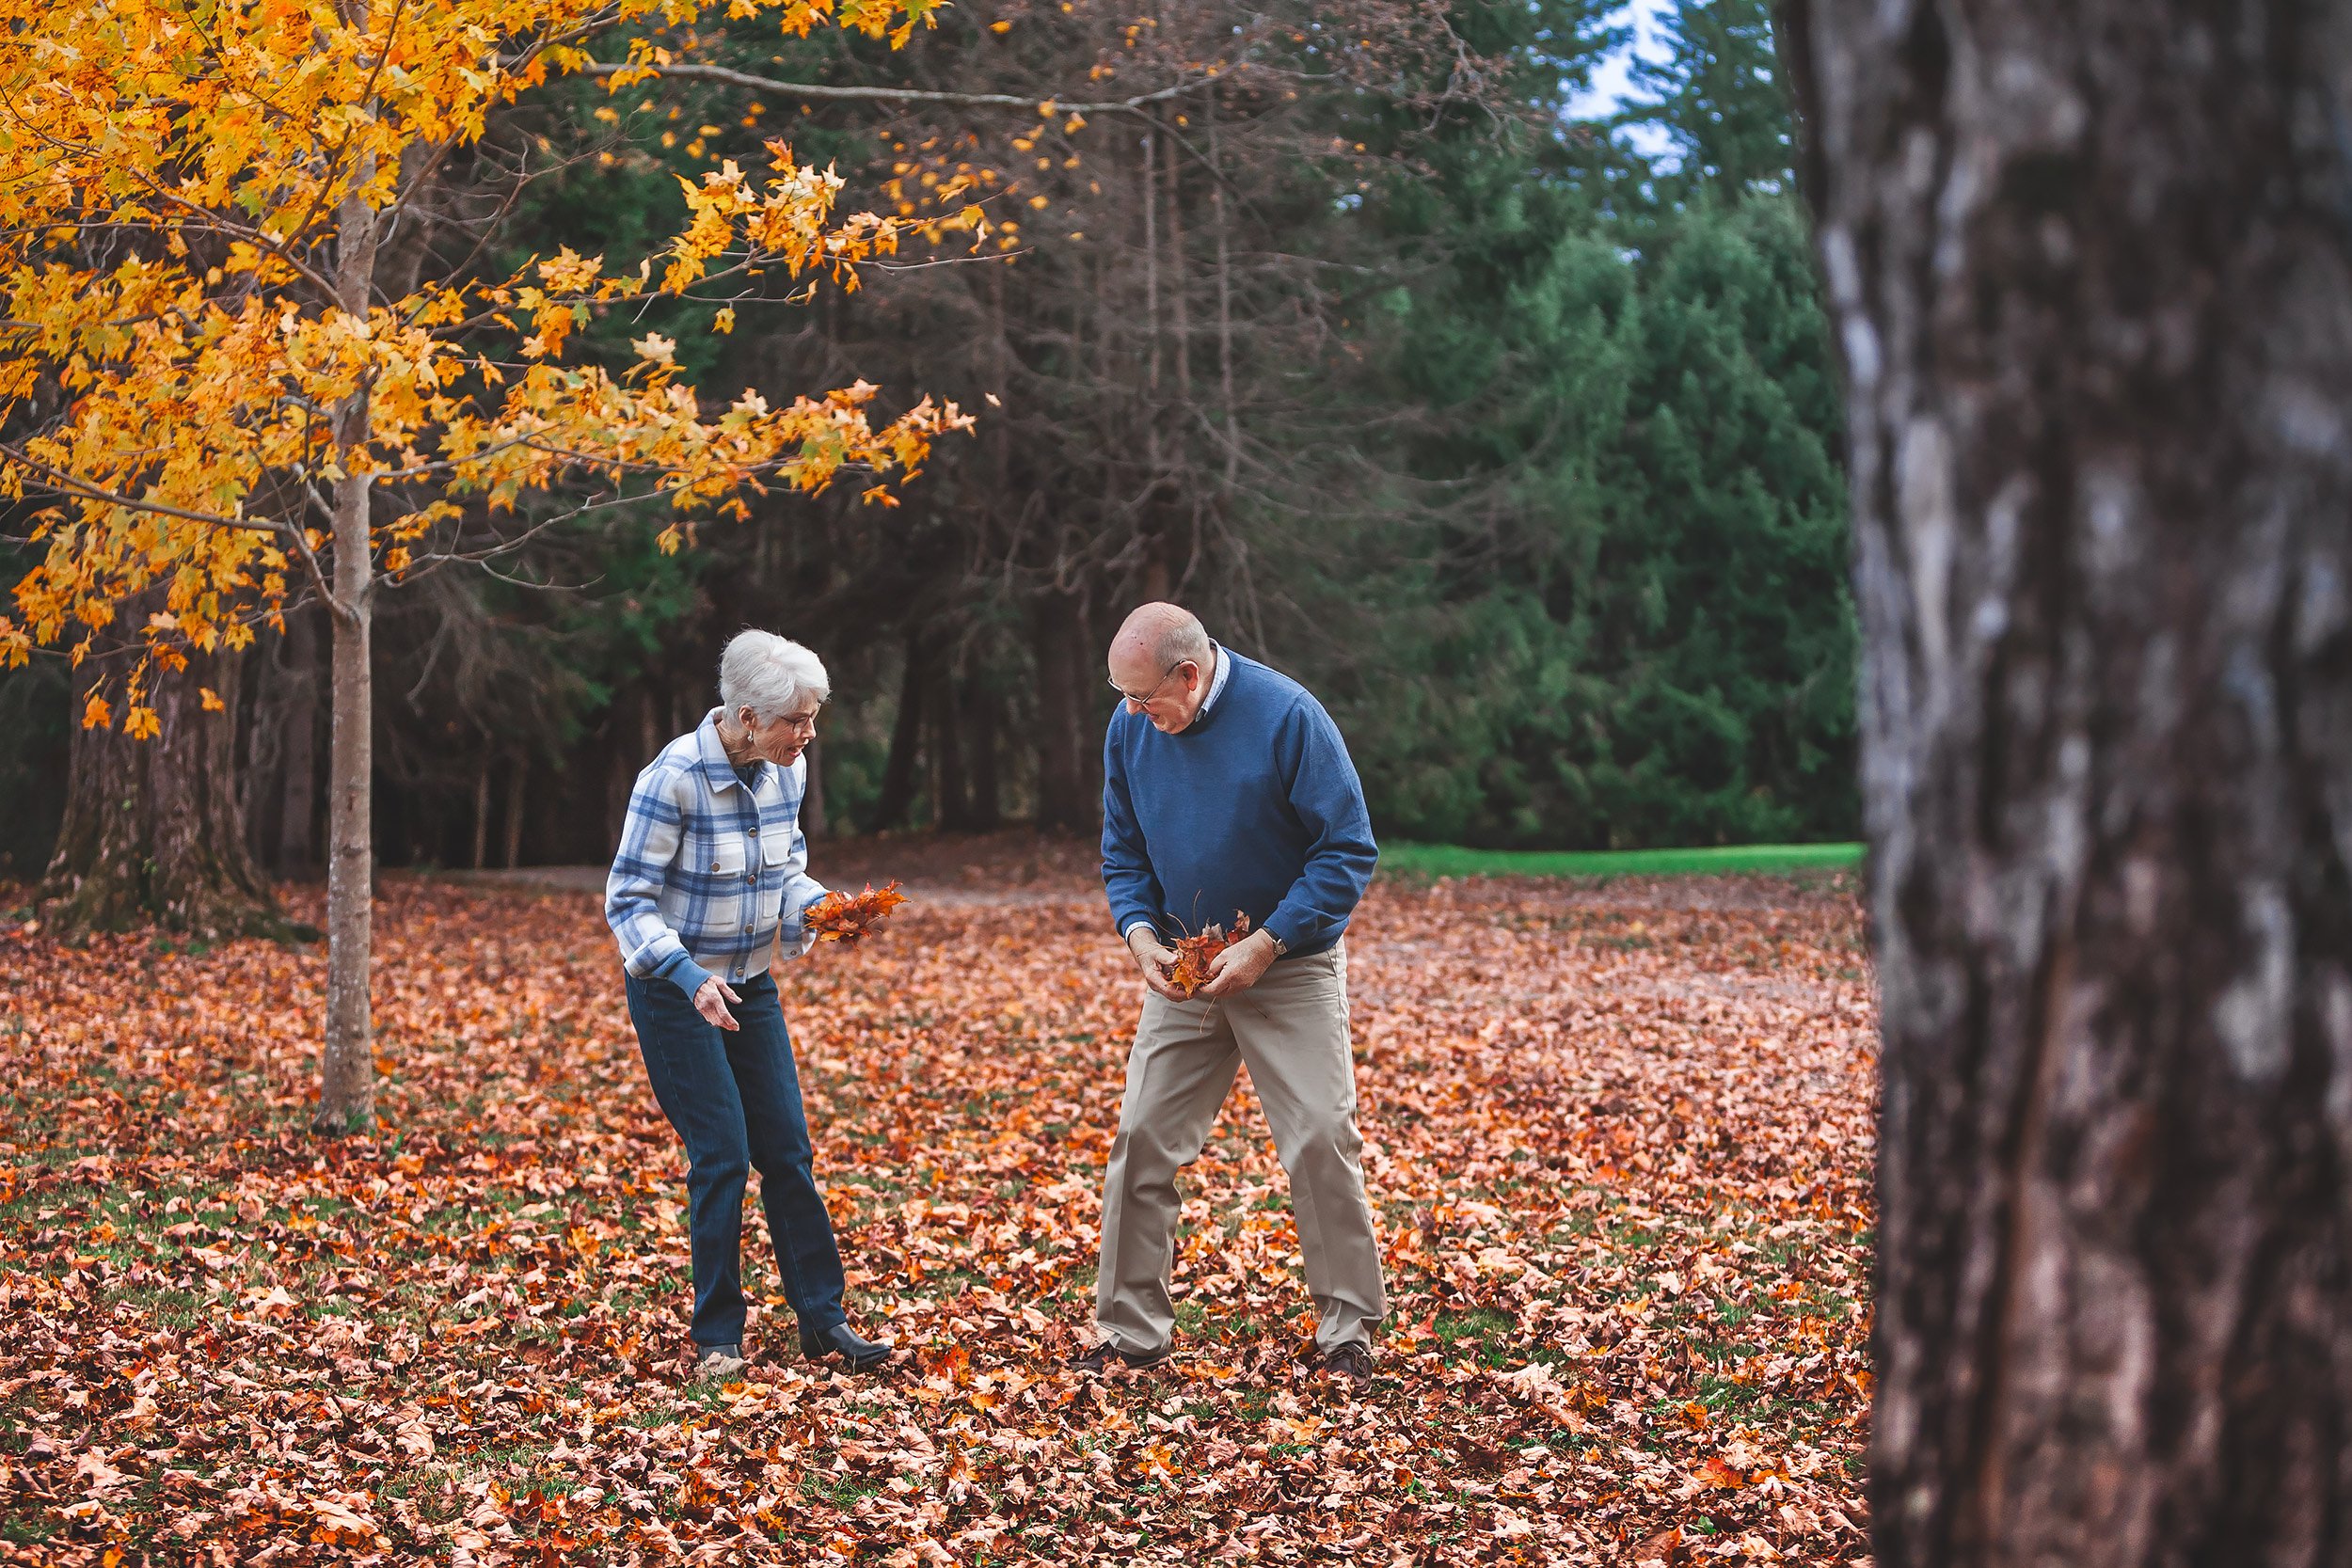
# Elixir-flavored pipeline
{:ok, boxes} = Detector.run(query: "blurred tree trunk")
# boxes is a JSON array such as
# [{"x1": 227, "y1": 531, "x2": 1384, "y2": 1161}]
[
  {"x1": 1030, "y1": 596, "x2": 1090, "y2": 832},
  {"x1": 40, "y1": 642, "x2": 283, "y2": 939},
  {"x1": 966, "y1": 669, "x2": 1002, "y2": 830},
  {"x1": 1779, "y1": 2, "x2": 2352, "y2": 1563},
  {"x1": 277, "y1": 607, "x2": 322, "y2": 876},
  {"x1": 873, "y1": 627, "x2": 928, "y2": 830},
  {"x1": 930, "y1": 657, "x2": 976, "y2": 831},
  {"x1": 801, "y1": 736, "x2": 828, "y2": 838}
]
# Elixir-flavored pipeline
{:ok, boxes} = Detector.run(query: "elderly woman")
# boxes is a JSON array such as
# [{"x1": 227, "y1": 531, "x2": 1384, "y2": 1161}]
[{"x1": 606, "y1": 630, "x2": 891, "y2": 1378}]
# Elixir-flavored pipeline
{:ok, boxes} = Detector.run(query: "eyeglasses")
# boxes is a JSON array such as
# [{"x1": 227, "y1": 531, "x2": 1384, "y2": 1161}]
[
  {"x1": 1107, "y1": 659, "x2": 1193, "y2": 706},
  {"x1": 747, "y1": 705, "x2": 822, "y2": 736}
]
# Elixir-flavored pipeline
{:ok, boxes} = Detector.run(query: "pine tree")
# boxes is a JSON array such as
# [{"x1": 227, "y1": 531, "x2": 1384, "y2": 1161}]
[{"x1": 1625, "y1": 0, "x2": 1794, "y2": 197}]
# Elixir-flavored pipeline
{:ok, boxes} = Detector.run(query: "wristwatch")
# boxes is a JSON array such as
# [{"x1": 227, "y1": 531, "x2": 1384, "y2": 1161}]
[{"x1": 1263, "y1": 928, "x2": 1287, "y2": 958}]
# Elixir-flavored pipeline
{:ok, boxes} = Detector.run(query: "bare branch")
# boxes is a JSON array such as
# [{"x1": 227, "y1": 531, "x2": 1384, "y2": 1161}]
[{"x1": 580, "y1": 60, "x2": 1209, "y2": 117}]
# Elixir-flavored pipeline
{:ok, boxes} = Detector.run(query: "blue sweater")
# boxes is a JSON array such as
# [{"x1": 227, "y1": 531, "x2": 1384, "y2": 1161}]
[{"x1": 1101, "y1": 651, "x2": 1377, "y2": 957}]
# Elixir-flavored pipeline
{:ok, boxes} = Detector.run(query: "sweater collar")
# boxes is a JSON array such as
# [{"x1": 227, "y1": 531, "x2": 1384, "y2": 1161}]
[{"x1": 1181, "y1": 644, "x2": 1236, "y2": 734}]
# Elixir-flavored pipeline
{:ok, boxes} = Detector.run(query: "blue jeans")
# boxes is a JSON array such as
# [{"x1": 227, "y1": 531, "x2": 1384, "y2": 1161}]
[{"x1": 624, "y1": 970, "x2": 849, "y2": 1347}]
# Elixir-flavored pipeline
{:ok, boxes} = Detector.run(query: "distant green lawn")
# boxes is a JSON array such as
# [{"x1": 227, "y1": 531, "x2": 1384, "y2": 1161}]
[{"x1": 1380, "y1": 841, "x2": 1864, "y2": 879}]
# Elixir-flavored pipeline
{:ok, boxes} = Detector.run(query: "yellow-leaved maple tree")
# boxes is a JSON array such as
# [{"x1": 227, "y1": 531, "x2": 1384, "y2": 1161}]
[{"x1": 0, "y1": 0, "x2": 974, "y2": 1131}]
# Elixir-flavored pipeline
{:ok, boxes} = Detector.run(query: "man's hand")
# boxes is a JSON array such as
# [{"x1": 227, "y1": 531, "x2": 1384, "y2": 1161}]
[
  {"x1": 693, "y1": 975, "x2": 743, "y2": 1032},
  {"x1": 1200, "y1": 928, "x2": 1280, "y2": 999},
  {"x1": 1125, "y1": 927, "x2": 1188, "y2": 1002}
]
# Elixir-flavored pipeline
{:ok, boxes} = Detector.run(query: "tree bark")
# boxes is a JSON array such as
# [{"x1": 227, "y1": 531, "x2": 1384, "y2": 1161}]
[
  {"x1": 801, "y1": 736, "x2": 828, "y2": 838},
  {"x1": 872, "y1": 628, "x2": 928, "y2": 831},
  {"x1": 39, "y1": 642, "x2": 282, "y2": 938},
  {"x1": 501, "y1": 755, "x2": 526, "y2": 869},
  {"x1": 966, "y1": 668, "x2": 1002, "y2": 831},
  {"x1": 472, "y1": 761, "x2": 493, "y2": 870},
  {"x1": 930, "y1": 658, "x2": 974, "y2": 832},
  {"x1": 315, "y1": 131, "x2": 380, "y2": 1136},
  {"x1": 1778, "y1": 3, "x2": 2352, "y2": 1563},
  {"x1": 1030, "y1": 594, "x2": 1092, "y2": 833},
  {"x1": 277, "y1": 607, "x2": 321, "y2": 876}
]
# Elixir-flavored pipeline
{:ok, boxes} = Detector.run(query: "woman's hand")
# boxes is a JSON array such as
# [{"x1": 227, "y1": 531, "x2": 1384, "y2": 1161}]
[{"x1": 694, "y1": 975, "x2": 743, "y2": 1032}]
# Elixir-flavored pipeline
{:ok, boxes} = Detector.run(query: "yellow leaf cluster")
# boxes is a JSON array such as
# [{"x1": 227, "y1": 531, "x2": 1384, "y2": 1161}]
[{"x1": 0, "y1": 0, "x2": 970, "y2": 726}]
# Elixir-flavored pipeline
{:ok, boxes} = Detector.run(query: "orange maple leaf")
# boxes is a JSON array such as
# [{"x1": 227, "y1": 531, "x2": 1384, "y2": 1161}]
[
  {"x1": 1165, "y1": 913, "x2": 1249, "y2": 999},
  {"x1": 803, "y1": 881, "x2": 911, "y2": 945}
]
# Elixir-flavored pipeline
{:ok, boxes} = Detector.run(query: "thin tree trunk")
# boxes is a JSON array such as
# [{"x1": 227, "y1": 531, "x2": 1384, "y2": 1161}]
[
  {"x1": 1209, "y1": 107, "x2": 1240, "y2": 490},
  {"x1": 39, "y1": 636, "x2": 281, "y2": 938},
  {"x1": 472, "y1": 761, "x2": 493, "y2": 870},
  {"x1": 932, "y1": 656, "x2": 972, "y2": 832},
  {"x1": 501, "y1": 755, "x2": 525, "y2": 869},
  {"x1": 801, "y1": 736, "x2": 827, "y2": 838},
  {"x1": 316, "y1": 129, "x2": 380, "y2": 1135},
  {"x1": 1778, "y1": 3, "x2": 2352, "y2": 1563},
  {"x1": 872, "y1": 628, "x2": 928, "y2": 831},
  {"x1": 1029, "y1": 595, "x2": 1089, "y2": 833},
  {"x1": 278, "y1": 607, "x2": 320, "y2": 876},
  {"x1": 967, "y1": 668, "x2": 1001, "y2": 831},
  {"x1": 1166, "y1": 119, "x2": 1190, "y2": 404}
]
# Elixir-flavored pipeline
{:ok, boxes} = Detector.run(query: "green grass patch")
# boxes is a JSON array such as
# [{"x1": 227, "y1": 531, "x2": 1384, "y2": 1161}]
[{"x1": 1379, "y1": 842, "x2": 1864, "y2": 880}]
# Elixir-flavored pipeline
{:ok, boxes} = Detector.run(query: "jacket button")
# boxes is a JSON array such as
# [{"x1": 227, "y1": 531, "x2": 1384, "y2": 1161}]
[
  {"x1": 742, "y1": 925, "x2": 753, "y2": 934},
  {"x1": 709, "y1": 861, "x2": 721, "y2": 871},
  {"x1": 748, "y1": 827, "x2": 759, "y2": 836}
]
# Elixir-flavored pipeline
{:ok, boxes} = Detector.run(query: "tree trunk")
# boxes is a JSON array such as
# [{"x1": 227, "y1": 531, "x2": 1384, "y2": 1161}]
[
  {"x1": 932, "y1": 657, "x2": 975, "y2": 832},
  {"x1": 278, "y1": 606, "x2": 321, "y2": 876},
  {"x1": 801, "y1": 736, "x2": 827, "y2": 838},
  {"x1": 1778, "y1": 4, "x2": 2352, "y2": 1563},
  {"x1": 472, "y1": 761, "x2": 493, "y2": 870},
  {"x1": 315, "y1": 134, "x2": 380, "y2": 1136},
  {"x1": 872, "y1": 628, "x2": 928, "y2": 831},
  {"x1": 502, "y1": 755, "x2": 526, "y2": 869},
  {"x1": 1030, "y1": 595, "x2": 1091, "y2": 833},
  {"x1": 39, "y1": 642, "x2": 282, "y2": 938},
  {"x1": 966, "y1": 668, "x2": 1002, "y2": 831}
]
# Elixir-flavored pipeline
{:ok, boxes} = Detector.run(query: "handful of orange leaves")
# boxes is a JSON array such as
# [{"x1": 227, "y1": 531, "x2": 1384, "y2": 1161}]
[{"x1": 803, "y1": 882, "x2": 911, "y2": 945}]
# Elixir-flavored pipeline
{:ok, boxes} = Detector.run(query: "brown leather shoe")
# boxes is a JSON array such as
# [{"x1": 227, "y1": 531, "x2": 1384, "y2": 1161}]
[
  {"x1": 1320, "y1": 1341, "x2": 1375, "y2": 1386},
  {"x1": 1069, "y1": 1339, "x2": 1170, "y2": 1373}
]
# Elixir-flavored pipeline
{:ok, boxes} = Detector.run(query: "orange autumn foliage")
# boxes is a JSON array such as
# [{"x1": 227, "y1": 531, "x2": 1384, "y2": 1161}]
[
  {"x1": 1165, "y1": 913, "x2": 1249, "y2": 998},
  {"x1": 0, "y1": 0, "x2": 971, "y2": 728},
  {"x1": 0, "y1": 857, "x2": 1877, "y2": 1562},
  {"x1": 803, "y1": 880, "x2": 912, "y2": 944}
]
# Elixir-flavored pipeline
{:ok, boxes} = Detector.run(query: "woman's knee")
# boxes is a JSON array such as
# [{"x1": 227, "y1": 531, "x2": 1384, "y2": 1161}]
[{"x1": 688, "y1": 1150, "x2": 752, "y2": 1194}]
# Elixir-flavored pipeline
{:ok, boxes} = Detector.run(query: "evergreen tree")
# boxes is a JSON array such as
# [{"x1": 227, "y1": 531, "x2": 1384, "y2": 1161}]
[{"x1": 1624, "y1": 0, "x2": 1794, "y2": 197}]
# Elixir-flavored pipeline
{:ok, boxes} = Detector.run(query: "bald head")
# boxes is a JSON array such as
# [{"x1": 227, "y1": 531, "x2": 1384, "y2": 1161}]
[
  {"x1": 1111, "y1": 603, "x2": 1212, "y2": 673},
  {"x1": 1108, "y1": 602, "x2": 1217, "y2": 734}
]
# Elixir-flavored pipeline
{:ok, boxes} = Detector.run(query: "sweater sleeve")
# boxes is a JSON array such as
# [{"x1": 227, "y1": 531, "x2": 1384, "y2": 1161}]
[
  {"x1": 1101, "y1": 718, "x2": 1167, "y2": 940},
  {"x1": 1261, "y1": 698, "x2": 1379, "y2": 953}
]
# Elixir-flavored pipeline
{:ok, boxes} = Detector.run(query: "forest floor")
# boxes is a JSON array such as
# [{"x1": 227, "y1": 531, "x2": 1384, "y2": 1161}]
[{"x1": 0, "y1": 842, "x2": 1876, "y2": 1565}]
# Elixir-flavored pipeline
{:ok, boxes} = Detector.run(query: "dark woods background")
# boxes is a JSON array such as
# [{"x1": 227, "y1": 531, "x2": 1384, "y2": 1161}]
[{"x1": 0, "y1": 0, "x2": 1851, "y2": 877}]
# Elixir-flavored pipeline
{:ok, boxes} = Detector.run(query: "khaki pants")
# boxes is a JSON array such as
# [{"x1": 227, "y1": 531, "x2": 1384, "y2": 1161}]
[{"x1": 1094, "y1": 943, "x2": 1388, "y2": 1355}]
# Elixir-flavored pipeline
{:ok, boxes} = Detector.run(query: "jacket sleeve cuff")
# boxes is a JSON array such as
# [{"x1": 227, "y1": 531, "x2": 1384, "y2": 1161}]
[{"x1": 654, "y1": 950, "x2": 717, "y2": 1000}]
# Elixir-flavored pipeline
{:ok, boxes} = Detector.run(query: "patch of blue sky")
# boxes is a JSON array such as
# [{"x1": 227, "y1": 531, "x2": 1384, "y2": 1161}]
[{"x1": 1563, "y1": 0, "x2": 1679, "y2": 163}]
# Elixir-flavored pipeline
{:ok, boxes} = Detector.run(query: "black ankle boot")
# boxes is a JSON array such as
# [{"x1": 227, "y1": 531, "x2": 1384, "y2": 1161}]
[{"x1": 801, "y1": 1320, "x2": 893, "y2": 1371}]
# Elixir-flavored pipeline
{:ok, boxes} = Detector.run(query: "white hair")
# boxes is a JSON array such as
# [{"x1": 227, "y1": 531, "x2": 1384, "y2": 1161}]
[{"x1": 719, "y1": 630, "x2": 830, "y2": 721}]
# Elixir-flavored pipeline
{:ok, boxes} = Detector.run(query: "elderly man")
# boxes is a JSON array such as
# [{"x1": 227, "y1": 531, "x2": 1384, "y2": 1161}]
[{"x1": 1077, "y1": 602, "x2": 1386, "y2": 1385}]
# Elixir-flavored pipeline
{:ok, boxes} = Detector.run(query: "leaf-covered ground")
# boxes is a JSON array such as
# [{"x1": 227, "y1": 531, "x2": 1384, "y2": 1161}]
[{"x1": 0, "y1": 859, "x2": 1875, "y2": 1564}]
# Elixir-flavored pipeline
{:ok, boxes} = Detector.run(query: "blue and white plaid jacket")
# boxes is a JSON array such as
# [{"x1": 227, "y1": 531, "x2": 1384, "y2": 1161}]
[{"x1": 606, "y1": 709, "x2": 830, "y2": 996}]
